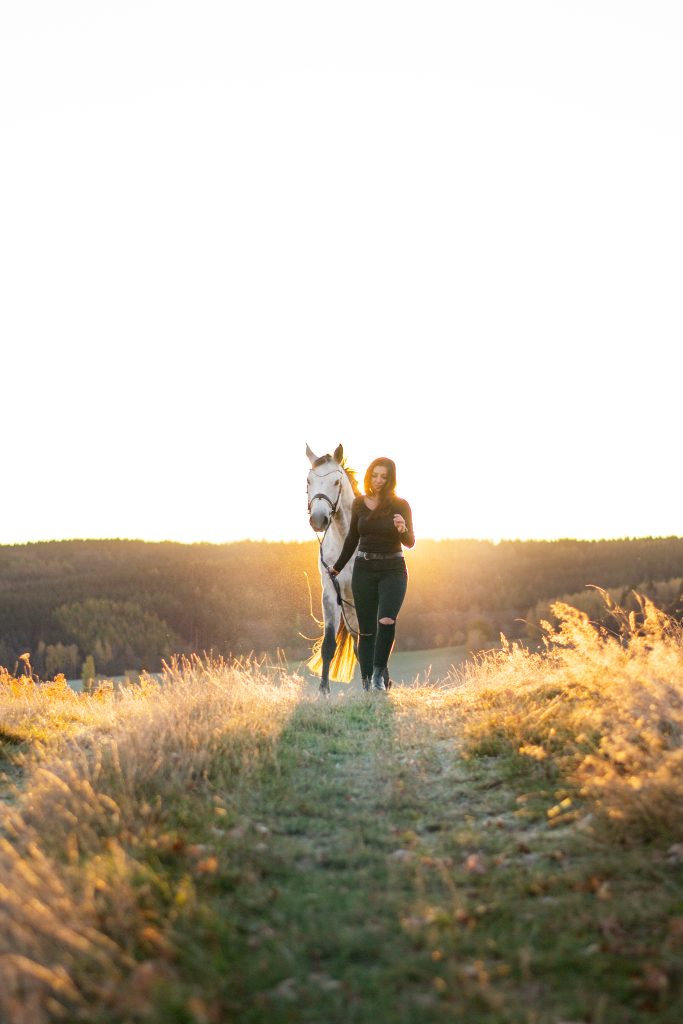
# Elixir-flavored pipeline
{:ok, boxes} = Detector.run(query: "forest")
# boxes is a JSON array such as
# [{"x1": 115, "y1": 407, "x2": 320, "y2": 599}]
[{"x1": 0, "y1": 536, "x2": 682, "y2": 678}]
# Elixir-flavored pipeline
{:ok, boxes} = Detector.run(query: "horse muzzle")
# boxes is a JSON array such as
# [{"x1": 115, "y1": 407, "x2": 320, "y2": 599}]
[{"x1": 309, "y1": 512, "x2": 329, "y2": 532}]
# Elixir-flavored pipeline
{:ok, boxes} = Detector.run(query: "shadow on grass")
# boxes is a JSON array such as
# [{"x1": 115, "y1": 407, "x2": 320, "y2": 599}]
[
  {"x1": 194, "y1": 688, "x2": 683, "y2": 1024},
  {"x1": 158, "y1": 691, "x2": 472, "y2": 1024}
]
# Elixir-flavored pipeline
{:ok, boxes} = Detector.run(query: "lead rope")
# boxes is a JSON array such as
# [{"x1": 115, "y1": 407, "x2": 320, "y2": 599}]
[
  {"x1": 314, "y1": 520, "x2": 361, "y2": 636},
  {"x1": 308, "y1": 483, "x2": 368, "y2": 638}
]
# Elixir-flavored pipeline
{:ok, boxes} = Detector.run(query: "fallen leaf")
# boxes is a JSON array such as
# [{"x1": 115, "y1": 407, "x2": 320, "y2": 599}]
[
  {"x1": 138, "y1": 927, "x2": 175, "y2": 958},
  {"x1": 308, "y1": 972, "x2": 342, "y2": 991},
  {"x1": 186, "y1": 996, "x2": 211, "y2": 1024},
  {"x1": 464, "y1": 853, "x2": 487, "y2": 875},
  {"x1": 270, "y1": 977, "x2": 297, "y2": 1001},
  {"x1": 195, "y1": 857, "x2": 219, "y2": 874},
  {"x1": 187, "y1": 844, "x2": 208, "y2": 858},
  {"x1": 637, "y1": 964, "x2": 669, "y2": 993},
  {"x1": 599, "y1": 916, "x2": 623, "y2": 940},
  {"x1": 125, "y1": 960, "x2": 175, "y2": 1005},
  {"x1": 390, "y1": 848, "x2": 415, "y2": 862}
]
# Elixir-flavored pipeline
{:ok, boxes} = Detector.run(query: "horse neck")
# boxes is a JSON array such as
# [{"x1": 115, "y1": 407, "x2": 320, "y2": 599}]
[{"x1": 322, "y1": 482, "x2": 354, "y2": 556}]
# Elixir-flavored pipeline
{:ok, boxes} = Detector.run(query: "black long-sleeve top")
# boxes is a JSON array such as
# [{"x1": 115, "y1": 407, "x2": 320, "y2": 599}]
[{"x1": 333, "y1": 495, "x2": 415, "y2": 573}]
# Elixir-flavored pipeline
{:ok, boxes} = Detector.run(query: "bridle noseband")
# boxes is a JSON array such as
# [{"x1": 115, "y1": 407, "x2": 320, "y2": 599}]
[
  {"x1": 307, "y1": 465, "x2": 344, "y2": 528},
  {"x1": 307, "y1": 487, "x2": 341, "y2": 521}
]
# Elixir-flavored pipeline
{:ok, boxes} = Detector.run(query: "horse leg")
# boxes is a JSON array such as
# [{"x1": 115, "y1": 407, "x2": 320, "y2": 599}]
[
  {"x1": 320, "y1": 622, "x2": 336, "y2": 695},
  {"x1": 319, "y1": 594, "x2": 338, "y2": 695},
  {"x1": 340, "y1": 581, "x2": 363, "y2": 689}
]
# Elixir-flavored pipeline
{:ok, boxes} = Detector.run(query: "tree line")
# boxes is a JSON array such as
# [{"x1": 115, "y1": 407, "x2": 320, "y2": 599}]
[{"x1": 0, "y1": 537, "x2": 682, "y2": 678}]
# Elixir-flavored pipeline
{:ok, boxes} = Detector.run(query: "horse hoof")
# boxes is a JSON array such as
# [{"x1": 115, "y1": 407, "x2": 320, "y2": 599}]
[{"x1": 319, "y1": 684, "x2": 330, "y2": 697}]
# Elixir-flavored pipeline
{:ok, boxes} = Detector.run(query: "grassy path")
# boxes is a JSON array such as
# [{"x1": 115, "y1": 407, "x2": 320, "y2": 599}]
[
  {"x1": 1, "y1": 671, "x2": 681, "y2": 1023},
  {"x1": 175, "y1": 692, "x2": 682, "y2": 1024}
]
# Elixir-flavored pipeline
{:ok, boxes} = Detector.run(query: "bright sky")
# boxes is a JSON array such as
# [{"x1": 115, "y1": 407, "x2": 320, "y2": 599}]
[{"x1": 2, "y1": 2, "x2": 681, "y2": 546}]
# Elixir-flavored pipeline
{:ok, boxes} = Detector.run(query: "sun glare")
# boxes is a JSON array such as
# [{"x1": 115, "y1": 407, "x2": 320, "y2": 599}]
[{"x1": 1, "y1": 4, "x2": 681, "y2": 546}]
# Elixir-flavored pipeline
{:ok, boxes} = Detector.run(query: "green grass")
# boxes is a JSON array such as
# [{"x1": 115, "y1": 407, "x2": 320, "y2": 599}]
[
  {"x1": 296, "y1": 643, "x2": 471, "y2": 690},
  {"x1": 143, "y1": 697, "x2": 682, "y2": 1023}
]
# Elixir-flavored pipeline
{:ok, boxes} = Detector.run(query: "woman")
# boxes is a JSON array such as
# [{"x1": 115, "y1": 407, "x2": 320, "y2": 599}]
[{"x1": 329, "y1": 457, "x2": 415, "y2": 692}]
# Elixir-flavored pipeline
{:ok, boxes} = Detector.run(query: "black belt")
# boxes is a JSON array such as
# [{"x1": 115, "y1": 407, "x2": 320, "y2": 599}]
[{"x1": 356, "y1": 551, "x2": 404, "y2": 560}]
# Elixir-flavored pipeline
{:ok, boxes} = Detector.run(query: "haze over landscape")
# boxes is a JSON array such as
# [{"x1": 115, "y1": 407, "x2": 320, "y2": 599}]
[{"x1": 2, "y1": 1, "x2": 681, "y2": 547}]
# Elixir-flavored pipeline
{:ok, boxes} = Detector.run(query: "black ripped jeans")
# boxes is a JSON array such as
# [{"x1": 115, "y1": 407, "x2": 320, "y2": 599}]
[{"x1": 352, "y1": 557, "x2": 408, "y2": 680}]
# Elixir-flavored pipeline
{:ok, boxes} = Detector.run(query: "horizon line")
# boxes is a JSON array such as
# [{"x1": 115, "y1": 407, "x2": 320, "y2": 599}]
[{"x1": 1, "y1": 533, "x2": 682, "y2": 548}]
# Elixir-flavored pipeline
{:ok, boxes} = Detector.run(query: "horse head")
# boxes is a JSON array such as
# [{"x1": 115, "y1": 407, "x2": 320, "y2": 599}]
[{"x1": 306, "y1": 443, "x2": 346, "y2": 532}]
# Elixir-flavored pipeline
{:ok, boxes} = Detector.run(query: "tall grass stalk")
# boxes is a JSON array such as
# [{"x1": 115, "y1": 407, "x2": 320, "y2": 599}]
[
  {"x1": 401, "y1": 594, "x2": 683, "y2": 842},
  {"x1": 0, "y1": 656, "x2": 303, "y2": 1023}
]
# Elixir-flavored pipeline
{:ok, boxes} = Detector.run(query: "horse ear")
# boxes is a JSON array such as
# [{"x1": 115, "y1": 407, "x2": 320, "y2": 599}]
[
  {"x1": 333, "y1": 444, "x2": 343, "y2": 463},
  {"x1": 306, "y1": 444, "x2": 318, "y2": 465}
]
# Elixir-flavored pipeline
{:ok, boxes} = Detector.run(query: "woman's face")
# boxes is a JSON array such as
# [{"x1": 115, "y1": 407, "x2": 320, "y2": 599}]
[{"x1": 370, "y1": 465, "x2": 389, "y2": 494}]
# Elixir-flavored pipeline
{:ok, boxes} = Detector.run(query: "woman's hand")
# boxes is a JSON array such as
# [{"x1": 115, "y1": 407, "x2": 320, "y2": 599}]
[
  {"x1": 393, "y1": 514, "x2": 407, "y2": 534},
  {"x1": 328, "y1": 567, "x2": 339, "y2": 578}
]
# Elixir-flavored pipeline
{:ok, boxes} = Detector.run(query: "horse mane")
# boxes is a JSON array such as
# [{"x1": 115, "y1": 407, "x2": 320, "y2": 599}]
[
  {"x1": 340, "y1": 457, "x2": 361, "y2": 496},
  {"x1": 312, "y1": 453, "x2": 360, "y2": 497}
]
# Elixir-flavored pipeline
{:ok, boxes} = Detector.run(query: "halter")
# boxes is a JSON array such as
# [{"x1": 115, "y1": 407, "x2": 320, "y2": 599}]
[
  {"x1": 307, "y1": 467, "x2": 345, "y2": 557},
  {"x1": 307, "y1": 456, "x2": 344, "y2": 518},
  {"x1": 307, "y1": 487, "x2": 342, "y2": 520}
]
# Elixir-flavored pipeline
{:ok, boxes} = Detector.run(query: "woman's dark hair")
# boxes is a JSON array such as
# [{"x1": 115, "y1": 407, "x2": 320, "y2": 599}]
[{"x1": 364, "y1": 457, "x2": 397, "y2": 517}]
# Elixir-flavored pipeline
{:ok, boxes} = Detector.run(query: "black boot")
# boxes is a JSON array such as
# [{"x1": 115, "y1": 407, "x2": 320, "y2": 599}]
[{"x1": 371, "y1": 667, "x2": 387, "y2": 692}]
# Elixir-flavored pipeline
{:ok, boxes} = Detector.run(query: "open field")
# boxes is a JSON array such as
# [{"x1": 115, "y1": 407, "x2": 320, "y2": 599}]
[
  {"x1": 296, "y1": 643, "x2": 474, "y2": 692},
  {"x1": 1, "y1": 596, "x2": 682, "y2": 1023},
  {"x1": 64, "y1": 644, "x2": 473, "y2": 694}
]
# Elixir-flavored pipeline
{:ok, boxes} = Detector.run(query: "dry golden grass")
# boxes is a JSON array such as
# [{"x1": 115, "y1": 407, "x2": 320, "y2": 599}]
[
  {"x1": 1, "y1": 593, "x2": 682, "y2": 1021},
  {"x1": 0, "y1": 656, "x2": 304, "y2": 1023},
  {"x1": 392, "y1": 593, "x2": 683, "y2": 842}
]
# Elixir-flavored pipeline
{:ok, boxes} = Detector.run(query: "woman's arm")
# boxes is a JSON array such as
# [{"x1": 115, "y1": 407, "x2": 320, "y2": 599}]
[
  {"x1": 396, "y1": 499, "x2": 415, "y2": 549},
  {"x1": 332, "y1": 501, "x2": 360, "y2": 573}
]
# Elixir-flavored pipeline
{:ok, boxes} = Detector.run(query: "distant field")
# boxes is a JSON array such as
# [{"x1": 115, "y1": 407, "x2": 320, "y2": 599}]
[
  {"x1": 67, "y1": 645, "x2": 475, "y2": 692},
  {"x1": 296, "y1": 643, "x2": 472, "y2": 688}
]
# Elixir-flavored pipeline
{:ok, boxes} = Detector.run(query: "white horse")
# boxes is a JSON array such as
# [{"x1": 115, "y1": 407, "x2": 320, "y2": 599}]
[{"x1": 305, "y1": 443, "x2": 360, "y2": 694}]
